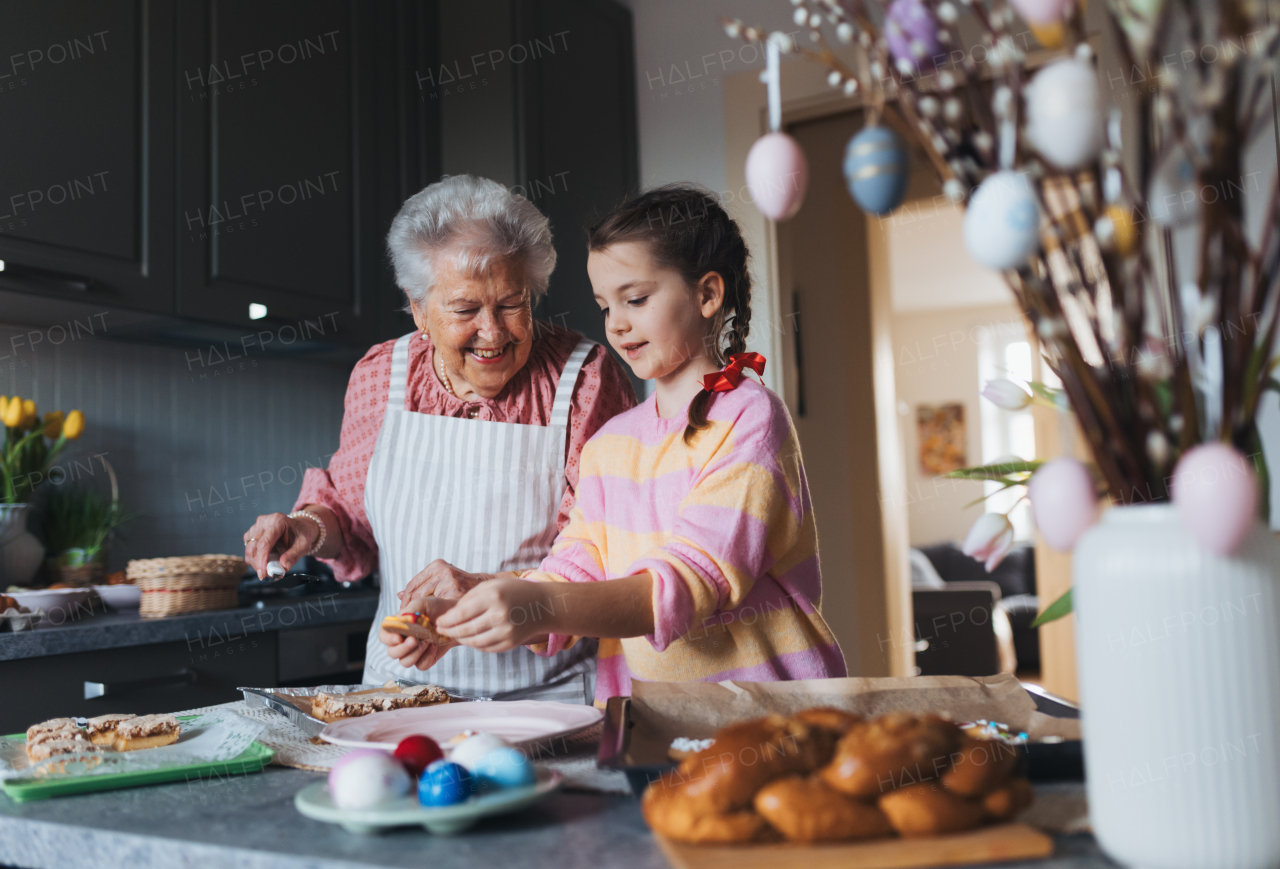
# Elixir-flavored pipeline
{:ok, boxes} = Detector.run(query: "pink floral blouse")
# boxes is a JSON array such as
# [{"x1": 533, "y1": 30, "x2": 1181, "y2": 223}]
[{"x1": 295, "y1": 323, "x2": 637, "y2": 582}]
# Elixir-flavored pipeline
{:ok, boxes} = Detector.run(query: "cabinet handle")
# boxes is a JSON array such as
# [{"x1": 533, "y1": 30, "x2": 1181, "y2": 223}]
[
  {"x1": 84, "y1": 669, "x2": 197, "y2": 699},
  {"x1": 0, "y1": 263, "x2": 92, "y2": 293}
]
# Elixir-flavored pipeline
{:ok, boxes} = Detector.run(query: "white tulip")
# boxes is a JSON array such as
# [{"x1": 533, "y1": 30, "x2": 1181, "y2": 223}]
[
  {"x1": 981, "y1": 379, "x2": 1032, "y2": 410},
  {"x1": 962, "y1": 512, "x2": 1016, "y2": 572}
]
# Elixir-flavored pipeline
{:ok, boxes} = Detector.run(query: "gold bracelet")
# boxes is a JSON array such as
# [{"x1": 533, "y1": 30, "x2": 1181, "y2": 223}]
[{"x1": 288, "y1": 509, "x2": 326, "y2": 556}]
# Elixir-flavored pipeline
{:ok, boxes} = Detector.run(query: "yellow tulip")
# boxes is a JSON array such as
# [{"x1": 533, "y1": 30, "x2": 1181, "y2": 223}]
[
  {"x1": 21, "y1": 399, "x2": 37, "y2": 429},
  {"x1": 1, "y1": 397, "x2": 23, "y2": 428},
  {"x1": 63, "y1": 409, "x2": 85, "y2": 440},
  {"x1": 43, "y1": 411, "x2": 65, "y2": 439}
]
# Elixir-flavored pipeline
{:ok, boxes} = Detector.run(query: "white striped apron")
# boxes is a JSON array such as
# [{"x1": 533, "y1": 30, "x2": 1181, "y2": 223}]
[{"x1": 361, "y1": 332, "x2": 598, "y2": 703}]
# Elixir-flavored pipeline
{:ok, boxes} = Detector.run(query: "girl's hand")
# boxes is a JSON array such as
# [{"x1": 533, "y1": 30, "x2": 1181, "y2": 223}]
[
  {"x1": 379, "y1": 596, "x2": 457, "y2": 670},
  {"x1": 435, "y1": 579, "x2": 558, "y2": 653}
]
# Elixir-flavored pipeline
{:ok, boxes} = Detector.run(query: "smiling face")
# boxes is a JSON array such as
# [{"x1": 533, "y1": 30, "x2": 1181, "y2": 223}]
[
  {"x1": 588, "y1": 240, "x2": 724, "y2": 383},
  {"x1": 409, "y1": 255, "x2": 533, "y2": 400}
]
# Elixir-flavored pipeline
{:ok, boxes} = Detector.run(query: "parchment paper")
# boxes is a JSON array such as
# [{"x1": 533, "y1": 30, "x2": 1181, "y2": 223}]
[{"x1": 626, "y1": 674, "x2": 1079, "y2": 765}]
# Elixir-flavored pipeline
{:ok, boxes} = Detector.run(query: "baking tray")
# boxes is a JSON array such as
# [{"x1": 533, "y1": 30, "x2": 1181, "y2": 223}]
[
  {"x1": 239, "y1": 683, "x2": 474, "y2": 737},
  {"x1": 597, "y1": 687, "x2": 1085, "y2": 796},
  {"x1": 1, "y1": 717, "x2": 273, "y2": 803}
]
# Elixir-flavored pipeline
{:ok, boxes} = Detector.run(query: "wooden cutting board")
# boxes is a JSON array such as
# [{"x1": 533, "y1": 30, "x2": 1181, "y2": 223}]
[{"x1": 656, "y1": 823, "x2": 1053, "y2": 869}]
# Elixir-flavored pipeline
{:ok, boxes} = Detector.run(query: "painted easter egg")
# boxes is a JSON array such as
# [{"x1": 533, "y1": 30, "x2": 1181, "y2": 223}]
[
  {"x1": 393, "y1": 735, "x2": 444, "y2": 778},
  {"x1": 328, "y1": 751, "x2": 412, "y2": 810},
  {"x1": 1097, "y1": 204, "x2": 1138, "y2": 256},
  {"x1": 963, "y1": 170, "x2": 1041, "y2": 270},
  {"x1": 1172, "y1": 444, "x2": 1260, "y2": 555},
  {"x1": 1011, "y1": 0, "x2": 1073, "y2": 25},
  {"x1": 449, "y1": 732, "x2": 511, "y2": 771},
  {"x1": 885, "y1": 0, "x2": 942, "y2": 72},
  {"x1": 471, "y1": 747, "x2": 536, "y2": 793},
  {"x1": 745, "y1": 132, "x2": 809, "y2": 221},
  {"x1": 1027, "y1": 458, "x2": 1099, "y2": 551},
  {"x1": 418, "y1": 760, "x2": 478, "y2": 807},
  {"x1": 1024, "y1": 59, "x2": 1104, "y2": 169},
  {"x1": 843, "y1": 125, "x2": 910, "y2": 215}
]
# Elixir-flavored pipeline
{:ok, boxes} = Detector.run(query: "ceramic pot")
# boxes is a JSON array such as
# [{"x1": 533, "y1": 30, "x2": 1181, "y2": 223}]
[
  {"x1": 1074, "y1": 504, "x2": 1280, "y2": 869},
  {"x1": 0, "y1": 503, "x2": 45, "y2": 587}
]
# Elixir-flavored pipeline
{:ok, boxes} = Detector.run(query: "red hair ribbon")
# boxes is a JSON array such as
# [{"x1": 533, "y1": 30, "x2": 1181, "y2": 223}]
[{"x1": 701, "y1": 352, "x2": 767, "y2": 392}]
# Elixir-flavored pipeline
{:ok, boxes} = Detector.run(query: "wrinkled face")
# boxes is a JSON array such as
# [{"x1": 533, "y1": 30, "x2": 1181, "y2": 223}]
[
  {"x1": 409, "y1": 255, "x2": 533, "y2": 399},
  {"x1": 588, "y1": 240, "x2": 721, "y2": 382}
]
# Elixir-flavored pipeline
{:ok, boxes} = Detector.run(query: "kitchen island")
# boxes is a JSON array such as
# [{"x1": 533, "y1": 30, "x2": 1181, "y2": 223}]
[{"x1": 0, "y1": 773, "x2": 1110, "y2": 869}]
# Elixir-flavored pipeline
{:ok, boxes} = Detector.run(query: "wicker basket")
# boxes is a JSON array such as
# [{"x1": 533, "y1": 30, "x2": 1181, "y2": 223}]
[
  {"x1": 128, "y1": 555, "x2": 247, "y2": 618},
  {"x1": 43, "y1": 560, "x2": 105, "y2": 588}
]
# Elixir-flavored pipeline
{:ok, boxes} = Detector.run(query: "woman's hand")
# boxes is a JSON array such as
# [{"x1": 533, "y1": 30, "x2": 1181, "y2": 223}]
[
  {"x1": 397, "y1": 559, "x2": 491, "y2": 605},
  {"x1": 435, "y1": 579, "x2": 559, "y2": 653},
  {"x1": 379, "y1": 596, "x2": 458, "y2": 671},
  {"x1": 243, "y1": 513, "x2": 318, "y2": 579}
]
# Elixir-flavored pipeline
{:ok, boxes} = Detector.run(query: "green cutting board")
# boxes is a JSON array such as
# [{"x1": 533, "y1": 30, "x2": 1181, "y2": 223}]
[{"x1": 1, "y1": 716, "x2": 275, "y2": 803}]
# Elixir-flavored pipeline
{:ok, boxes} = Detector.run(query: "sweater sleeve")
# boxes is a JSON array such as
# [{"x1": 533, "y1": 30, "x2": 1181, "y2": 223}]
[
  {"x1": 294, "y1": 342, "x2": 392, "y2": 582},
  {"x1": 628, "y1": 399, "x2": 807, "y2": 652}
]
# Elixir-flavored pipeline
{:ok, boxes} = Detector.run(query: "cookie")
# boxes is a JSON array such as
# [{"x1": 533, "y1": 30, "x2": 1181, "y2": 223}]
[
  {"x1": 86, "y1": 714, "x2": 138, "y2": 747},
  {"x1": 113, "y1": 714, "x2": 181, "y2": 751}
]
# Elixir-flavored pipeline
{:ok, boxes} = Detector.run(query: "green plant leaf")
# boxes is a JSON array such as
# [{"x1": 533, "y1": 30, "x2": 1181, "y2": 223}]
[
  {"x1": 1027, "y1": 382, "x2": 1059, "y2": 400},
  {"x1": 962, "y1": 479, "x2": 1027, "y2": 508},
  {"x1": 1031, "y1": 589, "x2": 1073, "y2": 627}
]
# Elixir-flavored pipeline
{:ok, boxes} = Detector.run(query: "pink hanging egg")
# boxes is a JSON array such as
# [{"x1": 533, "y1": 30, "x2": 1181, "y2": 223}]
[
  {"x1": 745, "y1": 132, "x2": 809, "y2": 222},
  {"x1": 1010, "y1": 0, "x2": 1073, "y2": 25},
  {"x1": 1172, "y1": 444, "x2": 1260, "y2": 555},
  {"x1": 1027, "y1": 458, "x2": 1098, "y2": 551}
]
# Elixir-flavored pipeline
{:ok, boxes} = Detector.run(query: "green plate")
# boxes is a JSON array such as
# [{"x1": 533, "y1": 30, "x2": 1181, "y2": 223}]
[{"x1": 1, "y1": 717, "x2": 274, "y2": 803}]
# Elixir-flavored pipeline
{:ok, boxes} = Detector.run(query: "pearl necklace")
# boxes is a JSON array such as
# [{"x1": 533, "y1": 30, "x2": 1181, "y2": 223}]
[{"x1": 437, "y1": 354, "x2": 457, "y2": 397}]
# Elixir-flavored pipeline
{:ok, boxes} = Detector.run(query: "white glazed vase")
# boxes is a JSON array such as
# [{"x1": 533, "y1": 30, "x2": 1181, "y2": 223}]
[
  {"x1": 0, "y1": 503, "x2": 44, "y2": 587},
  {"x1": 1074, "y1": 504, "x2": 1280, "y2": 869}
]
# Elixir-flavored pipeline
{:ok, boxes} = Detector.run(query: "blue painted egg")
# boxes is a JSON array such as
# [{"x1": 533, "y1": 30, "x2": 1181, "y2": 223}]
[
  {"x1": 471, "y1": 747, "x2": 536, "y2": 793},
  {"x1": 844, "y1": 125, "x2": 910, "y2": 216},
  {"x1": 418, "y1": 760, "x2": 477, "y2": 807}
]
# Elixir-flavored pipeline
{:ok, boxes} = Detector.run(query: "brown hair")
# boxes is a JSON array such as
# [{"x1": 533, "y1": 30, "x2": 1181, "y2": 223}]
[{"x1": 587, "y1": 185, "x2": 753, "y2": 444}]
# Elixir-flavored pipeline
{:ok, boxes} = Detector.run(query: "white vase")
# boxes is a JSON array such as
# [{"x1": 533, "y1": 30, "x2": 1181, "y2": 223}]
[
  {"x1": 1074, "y1": 503, "x2": 1280, "y2": 869},
  {"x1": 0, "y1": 503, "x2": 44, "y2": 587}
]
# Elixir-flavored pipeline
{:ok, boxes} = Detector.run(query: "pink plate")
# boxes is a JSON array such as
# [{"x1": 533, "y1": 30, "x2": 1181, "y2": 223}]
[{"x1": 318, "y1": 700, "x2": 603, "y2": 752}]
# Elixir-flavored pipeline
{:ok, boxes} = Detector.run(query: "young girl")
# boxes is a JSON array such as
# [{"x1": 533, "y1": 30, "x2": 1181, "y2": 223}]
[{"x1": 424, "y1": 185, "x2": 846, "y2": 702}]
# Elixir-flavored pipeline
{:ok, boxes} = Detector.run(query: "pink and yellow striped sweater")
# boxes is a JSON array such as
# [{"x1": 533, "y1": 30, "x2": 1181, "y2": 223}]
[{"x1": 524, "y1": 378, "x2": 847, "y2": 704}]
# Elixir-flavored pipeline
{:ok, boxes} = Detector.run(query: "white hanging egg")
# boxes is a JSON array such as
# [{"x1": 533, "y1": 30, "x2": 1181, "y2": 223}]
[
  {"x1": 1024, "y1": 59, "x2": 1103, "y2": 169},
  {"x1": 1010, "y1": 0, "x2": 1073, "y2": 25},
  {"x1": 745, "y1": 132, "x2": 809, "y2": 221},
  {"x1": 963, "y1": 171, "x2": 1041, "y2": 270}
]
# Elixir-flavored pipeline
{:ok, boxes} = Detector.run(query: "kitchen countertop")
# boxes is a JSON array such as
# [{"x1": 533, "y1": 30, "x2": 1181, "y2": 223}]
[
  {"x1": 0, "y1": 771, "x2": 1113, "y2": 869},
  {"x1": 0, "y1": 593, "x2": 379, "y2": 662}
]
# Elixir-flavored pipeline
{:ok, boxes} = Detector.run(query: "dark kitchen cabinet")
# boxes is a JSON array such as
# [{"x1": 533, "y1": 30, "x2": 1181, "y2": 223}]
[
  {"x1": 0, "y1": 0, "x2": 635, "y2": 352},
  {"x1": 0, "y1": 0, "x2": 176, "y2": 313}
]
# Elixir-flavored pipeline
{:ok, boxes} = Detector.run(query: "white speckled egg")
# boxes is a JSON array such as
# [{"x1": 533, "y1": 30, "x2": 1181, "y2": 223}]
[
  {"x1": 328, "y1": 751, "x2": 412, "y2": 809},
  {"x1": 1024, "y1": 59, "x2": 1103, "y2": 169},
  {"x1": 745, "y1": 132, "x2": 809, "y2": 222},
  {"x1": 963, "y1": 170, "x2": 1041, "y2": 270},
  {"x1": 448, "y1": 732, "x2": 511, "y2": 771}
]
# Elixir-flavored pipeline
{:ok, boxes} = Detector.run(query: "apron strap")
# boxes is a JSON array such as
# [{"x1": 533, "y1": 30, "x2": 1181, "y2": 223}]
[
  {"x1": 550, "y1": 338, "x2": 595, "y2": 430},
  {"x1": 388, "y1": 332, "x2": 416, "y2": 410}
]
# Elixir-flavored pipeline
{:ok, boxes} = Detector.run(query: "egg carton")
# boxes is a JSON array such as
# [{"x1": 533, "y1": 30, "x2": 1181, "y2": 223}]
[{"x1": 0, "y1": 607, "x2": 43, "y2": 632}]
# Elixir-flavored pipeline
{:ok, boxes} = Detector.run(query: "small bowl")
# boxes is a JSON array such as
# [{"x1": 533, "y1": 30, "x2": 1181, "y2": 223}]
[
  {"x1": 9, "y1": 588, "x2": 93, "y2": 618},
  {"x1": 93, "y1": 584, "x2": 141, "y2": 609}
]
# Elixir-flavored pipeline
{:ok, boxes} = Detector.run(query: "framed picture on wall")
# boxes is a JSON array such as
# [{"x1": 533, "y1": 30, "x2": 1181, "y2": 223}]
[{"x1": 917, "y1": 403, "x2": 966, "y2": 475}]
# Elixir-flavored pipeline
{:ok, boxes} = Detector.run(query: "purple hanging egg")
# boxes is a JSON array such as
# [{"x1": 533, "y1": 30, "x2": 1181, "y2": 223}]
[
  {"x1": 745, "y1": 132, "x2": 809, "y2": 222},
  {"x1": 885, "y1": 0, "x2": 942, "y2": 73},
  {"x1": 1172, "y1": 444, "x2": 1260, "y2": 556}
]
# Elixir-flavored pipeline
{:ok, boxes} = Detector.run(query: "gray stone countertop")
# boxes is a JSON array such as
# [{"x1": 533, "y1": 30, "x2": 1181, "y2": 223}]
[
  {"x1": 0, "y1": 771, "x2": 1116, "y2": 869},
  {"x1": 0, "y1": 592, "x2": 379, "y2": 662}
]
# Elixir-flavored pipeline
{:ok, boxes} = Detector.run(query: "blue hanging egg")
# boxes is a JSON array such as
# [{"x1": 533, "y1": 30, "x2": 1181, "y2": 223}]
[{"x1": 843, "y1": 125, "x2": 910, "y2": 216}]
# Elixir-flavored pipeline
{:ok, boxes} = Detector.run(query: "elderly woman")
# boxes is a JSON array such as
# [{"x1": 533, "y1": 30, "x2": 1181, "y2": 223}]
[{"x1": 242, "y1": 175, "x2": 636, "y2": 703}]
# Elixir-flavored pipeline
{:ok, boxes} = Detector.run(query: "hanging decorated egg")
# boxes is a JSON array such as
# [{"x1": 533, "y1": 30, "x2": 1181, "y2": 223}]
[
  {"x1": 885, "y1": 0, "x2": 942, "y2": 73},
  {"x1": 963, "y1": 171, "x2": 1041, "y2": 270},
  {"x1": 1010, "y1": 0, "x2": 1073, "y2": 24},
  {"x1": 1024, "y1": 59, "x2": 1104, "y2": 169},
  {"x1": 1096, "y1": 203, "x2": 1139, "y2": 256},
  {"x1": 843, "y1": 125, "x2": 910, "y2": 215},
  {"x1": 1027, "y1": 458, "x2": 1098, "y2": 551},
  {"x1": 1148, "y1": 146, "x2": 1200, "y2": 226},
  {"x1": 745, "y1": 132, "x2": 809, "y2": 222},
  {"x1": 1172, "y1": 444, "x2": 1260, "y2": 556}
]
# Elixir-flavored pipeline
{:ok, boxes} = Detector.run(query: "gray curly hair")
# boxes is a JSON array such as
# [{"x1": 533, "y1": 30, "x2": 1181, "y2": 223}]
[{"x1": 387, "y1": 174, "x2": 557, "y2": 309}]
